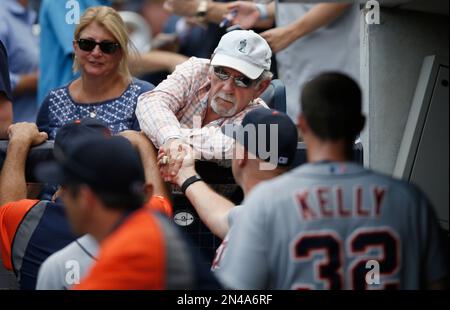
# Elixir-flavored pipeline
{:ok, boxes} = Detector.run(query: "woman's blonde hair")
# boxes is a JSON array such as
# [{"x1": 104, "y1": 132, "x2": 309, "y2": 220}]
[{"x1": 73, "y1": 6, "x2": 132, "y2": 78}]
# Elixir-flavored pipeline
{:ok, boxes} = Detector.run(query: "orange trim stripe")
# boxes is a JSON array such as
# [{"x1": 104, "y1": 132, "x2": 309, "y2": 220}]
[{"x1": 0, "y1": 199, "x2": 39, "y2": 270}]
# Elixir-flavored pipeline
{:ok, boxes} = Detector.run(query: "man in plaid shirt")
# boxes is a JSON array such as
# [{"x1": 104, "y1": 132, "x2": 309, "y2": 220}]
[{"x1": 136, "y1": 30, "x2": 273, "y2": 175}]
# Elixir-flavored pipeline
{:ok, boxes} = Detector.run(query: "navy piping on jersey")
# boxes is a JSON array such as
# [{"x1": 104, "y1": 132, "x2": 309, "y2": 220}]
[{"x1": 75, "y1": 239, "x2": 97, "y2": 261}]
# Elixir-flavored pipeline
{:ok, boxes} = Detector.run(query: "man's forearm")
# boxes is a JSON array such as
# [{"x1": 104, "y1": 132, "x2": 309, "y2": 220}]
[
  {"x1": 185, "y1": 180, "x2": 234, "y2": 239},
  {"x1": 139, "y1": 143, "x2": 170, "y2": 198},
  {"x1": 290, "y1": 3, "x2": 352, "y2": 42},
  {"x1": 129, "y1": 51, "x2": 188, "y2": 76},
  {"x1": 0, "y1": 140, "x2": 30, "y2": 205},
  {"x1": 206, "y1": 1, "x2": 231, "y2": 24},
  {"x1": 136, "y1": 95, "x2": 184, "y2": 148}
]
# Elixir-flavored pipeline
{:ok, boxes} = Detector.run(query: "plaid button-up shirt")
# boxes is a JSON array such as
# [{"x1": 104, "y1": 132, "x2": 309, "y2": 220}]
[{"x1": 136, "y1": 57, "x2": 267, "y2": 160}]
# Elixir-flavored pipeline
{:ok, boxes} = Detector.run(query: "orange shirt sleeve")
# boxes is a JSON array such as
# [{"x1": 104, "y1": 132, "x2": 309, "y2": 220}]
[
  {"x1": 145, "y1": 195, "x2": 173, "y2": 218},
  {"x1": 0, "y1": 199, "x2": 39, "y2": 270},
  {"x1": 74, "y1": 210, "x2": 166, "y2": 290}
]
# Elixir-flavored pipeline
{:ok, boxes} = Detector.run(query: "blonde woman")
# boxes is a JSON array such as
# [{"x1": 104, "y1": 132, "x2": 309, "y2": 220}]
[{"x1": 37, "y1": 6, "x2": 154, "y2": 139}]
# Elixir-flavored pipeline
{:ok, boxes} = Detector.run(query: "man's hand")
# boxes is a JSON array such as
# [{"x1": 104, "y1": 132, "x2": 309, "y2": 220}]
[
  {"x1": 157, "y1": 144, "x2": 197, "y2": 187},
  {"x1": 0, "y1": 123, "x2": 47, "y2": 205},
  {"x1": 163, "y1": 0, "x2": 199, "y2": 17},
  {"x1": 8, "y1": 122, "x2": 48, "y2": 146},
  {"x1": 157, "y1": 139, "x2": 195, "y2": 185},
  {"x1": 259, "y1": 3, "x2": 352, "y2": 53},
  {"x1": 158, "y1": 138, "x2": 186, "y2": 181},
  {"x1": 226, "y1": 1, "x2": 260, "y2": 30}
]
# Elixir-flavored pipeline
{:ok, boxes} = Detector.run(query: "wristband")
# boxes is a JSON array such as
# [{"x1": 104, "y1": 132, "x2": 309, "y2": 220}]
[
  {"x1": 181, "y1": 175, "x2": 203, "y2": 194},
  {"x1": 255, "y1": 3, "x2": 269, "y2": 20}
]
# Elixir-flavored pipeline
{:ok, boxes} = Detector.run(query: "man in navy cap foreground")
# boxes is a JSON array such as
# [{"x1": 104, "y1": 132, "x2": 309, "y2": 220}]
[
  {"x1": 35, "y1": 129, "x2": 220, "y2": 289},
  {"x1": 0, "y1": 120, "x2": 110, "y2": 289}
]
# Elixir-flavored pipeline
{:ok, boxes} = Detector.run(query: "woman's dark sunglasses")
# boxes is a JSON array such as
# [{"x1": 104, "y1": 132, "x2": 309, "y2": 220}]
[
  {"x1": 213, "y1": 66, "x2": 254, "y2": 88},
  {"x1": 76, "y1": 38, "x2": 120, "y2": 54}
]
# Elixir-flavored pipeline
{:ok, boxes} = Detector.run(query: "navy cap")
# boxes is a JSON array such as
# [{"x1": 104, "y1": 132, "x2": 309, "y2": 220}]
[
  {"x1": 54, "y1": 118, "x2": 111, "y2": 156},
  {"x1": 36, "y1": 136, "x2": 145, "y2": 196},
  {"x1": 222, "y1": 108, "x2": 298, "y2": 167}
]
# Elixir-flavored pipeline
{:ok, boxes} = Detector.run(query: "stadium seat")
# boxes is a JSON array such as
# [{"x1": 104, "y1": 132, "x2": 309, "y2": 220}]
[{"x1": 259, "y1": 79, "x2": 287, "y2": 113}]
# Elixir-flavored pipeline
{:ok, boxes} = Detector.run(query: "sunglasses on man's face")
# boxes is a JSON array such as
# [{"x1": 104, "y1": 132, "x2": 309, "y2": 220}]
[
  {"x1": 213, "y1": 66, "x2": 254, "y2": 88},
  {"x1": 76, "y1": 38, "x2": 120, "y2": 54}
]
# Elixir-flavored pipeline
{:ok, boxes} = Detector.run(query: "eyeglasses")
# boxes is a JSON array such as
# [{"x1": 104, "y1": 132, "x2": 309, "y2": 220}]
[
  {"x1": 213, "y1": 66, "x2": 254, "y2": 88},
  {"x1": 76, "y1": 38, "x2": 120, "y2": 54}
]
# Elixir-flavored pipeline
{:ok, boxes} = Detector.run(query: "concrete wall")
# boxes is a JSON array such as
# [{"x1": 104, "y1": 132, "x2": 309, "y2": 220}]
[{"x1": 360, "y1": 8, "x2": 448, "y2": 174}]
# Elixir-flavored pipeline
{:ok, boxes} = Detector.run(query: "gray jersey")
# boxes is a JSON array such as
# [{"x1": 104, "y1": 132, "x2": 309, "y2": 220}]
[
  {"x1": 36, "y1": 234, "x2": 98, "y2": 290},
  {"x1": 215, "y1": 162, "x2": 447, "y2": 289},
  {"x1": 211, "y1": 205, "x2": 243, "y2": 271}
]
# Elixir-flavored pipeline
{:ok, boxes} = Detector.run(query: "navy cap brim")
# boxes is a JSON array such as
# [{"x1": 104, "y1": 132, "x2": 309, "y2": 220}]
[{"x1": 35, "y1": 161, "x2": 69, "y2": 185}]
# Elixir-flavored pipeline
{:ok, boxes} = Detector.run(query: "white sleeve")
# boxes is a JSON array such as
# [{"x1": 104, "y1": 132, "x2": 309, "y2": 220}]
[
  {"x1": 181, "y1": 126, "x2": 236, "y2": 161},
  {"x1": 227, "y1": 205, "x2": 243, "y2": 227},
  {"x1": 215, "y1": 186, "x2": 270, "y2": 289}
]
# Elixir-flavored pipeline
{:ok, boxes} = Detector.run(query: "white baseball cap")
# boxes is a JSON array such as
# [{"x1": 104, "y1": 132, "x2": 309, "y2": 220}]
[{"x1": 211, "y1": 30, "x2": 272, "y2": 80}]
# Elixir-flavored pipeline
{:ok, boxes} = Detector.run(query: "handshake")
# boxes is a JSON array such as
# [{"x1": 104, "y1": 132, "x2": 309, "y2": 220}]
[{"x1": 157, "y1": 138, "x2": 198, "y2": 187}]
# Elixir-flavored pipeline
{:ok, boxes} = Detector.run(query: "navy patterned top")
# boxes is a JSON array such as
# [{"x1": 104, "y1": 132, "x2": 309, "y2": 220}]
[{"x1": 36, "y1": 78, "x2": 154, "y2": 139}]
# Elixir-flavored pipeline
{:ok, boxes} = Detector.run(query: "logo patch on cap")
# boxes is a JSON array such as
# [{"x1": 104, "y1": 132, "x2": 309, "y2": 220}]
[{"x1": 238, "y1": 39, "x2": 247, "y2": 53}]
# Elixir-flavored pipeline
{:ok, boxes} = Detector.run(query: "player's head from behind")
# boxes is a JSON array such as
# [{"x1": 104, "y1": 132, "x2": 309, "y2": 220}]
[
  {"x1": 36, "y1": 135, "x2": 145, "y2": 239},
  {"x1": 299, "y1": 72, "x2": 365, "y2": 160},
  {"x1": 222, "y1": 108, "x2": 298, "y2": 187}
]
